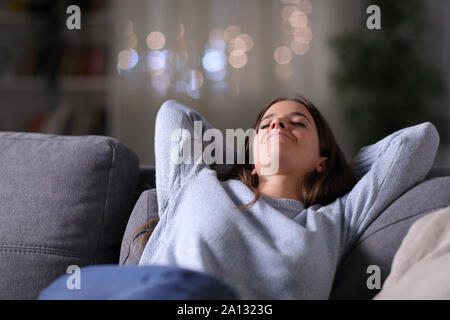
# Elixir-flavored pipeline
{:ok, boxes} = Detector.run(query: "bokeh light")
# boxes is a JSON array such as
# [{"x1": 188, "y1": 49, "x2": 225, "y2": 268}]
[
  {"x1": 228, "y1": 37, "x2": 247, "y2": 52},
  {"x1": 294, "y1": 27, "x2": 312, "y2": 42},
  {"x1": 289, "y1": 10, "x2": 308, "y2": 28},
  {"x1": 202, "y1": 49, "x2": 227, "y2": 73},
  {"x1": 146, "y1": 31, "x2": 166, "y2": 50},
  {"x1": 236, "y1": 34, "x2": 254, "y2": 52},
  {"x1": 281, "y1": 5, "x2": 298, "y2": 20},
  {"x1": 274, "y1": 46, "x2": 293, "y2": 64},
  {"x1": 229, "y1": 50, "x2": 248, "y2": 69},
  {"x1": 146, "y1": 50, "x2": 168, "y2": 75},
  {"x1": 118, "y1": 49, "x2": 139, "y2": 71},
  {"x1": 291, "y1": 39, "x2": 309, "y2": 55},
  {"x1": 224, "y1": 25, "x2": 241, "y2": 42}
]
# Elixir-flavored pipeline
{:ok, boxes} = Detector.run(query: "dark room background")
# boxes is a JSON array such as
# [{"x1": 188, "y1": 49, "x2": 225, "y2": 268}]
[{"x1": 0, "y1": 0, "x2": 448, "y2": 165}]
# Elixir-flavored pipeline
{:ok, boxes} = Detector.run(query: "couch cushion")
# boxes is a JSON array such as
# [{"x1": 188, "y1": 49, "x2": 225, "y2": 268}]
[
  {"x1": 120, "y1": 189, "x2": 159, "y2": 266},
  {"x1": 0, "y1": 132, "x2": 140, "y2": 299},
  {"x1": 330, "y1": 176, "x2": 450, "y2": 299}
]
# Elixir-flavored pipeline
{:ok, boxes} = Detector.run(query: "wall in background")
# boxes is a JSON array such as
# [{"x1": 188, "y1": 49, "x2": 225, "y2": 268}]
[{"x1": 111, "y1": 0, "x2": 364, "y2": 166}]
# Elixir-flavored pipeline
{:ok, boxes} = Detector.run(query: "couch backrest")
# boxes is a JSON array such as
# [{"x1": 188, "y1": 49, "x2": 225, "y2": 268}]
[
  {"x1": 132, "y1": 165, "x2": 450, "y2": 299},
  {"x1": 330, "y1": 174, "x2": 450, "y2": 299},
  {"x1": 0, "y1": 132, "x2": 140, "y2": 299}
]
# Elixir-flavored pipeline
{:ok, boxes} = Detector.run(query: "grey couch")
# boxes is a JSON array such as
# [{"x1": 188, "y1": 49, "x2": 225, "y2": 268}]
[{"x1": 0, "y1": 131, "x2": 449, "y2": 300}]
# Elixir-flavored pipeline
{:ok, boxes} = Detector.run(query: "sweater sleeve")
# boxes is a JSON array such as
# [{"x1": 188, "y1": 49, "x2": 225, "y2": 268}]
[
  {"x1": 153, "y1": 100, "x2": 229, "y2": 216},
  {"x1": 342, "y1": 122, "x2": 440, "y2": 246}
]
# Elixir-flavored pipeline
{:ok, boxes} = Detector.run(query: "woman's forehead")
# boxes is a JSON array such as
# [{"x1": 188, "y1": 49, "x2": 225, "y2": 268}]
[{"x1": 263, "y1": 100, "x2": 312, "y2": 121}]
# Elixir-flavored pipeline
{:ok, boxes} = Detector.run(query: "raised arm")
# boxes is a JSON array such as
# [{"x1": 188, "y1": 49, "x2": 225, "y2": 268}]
[
  {"x1": 154, "y1": 100, "x2": 227, "y2": 216},
  {"x1": 342, "y1": 122, "x2": 440, "y2": 246}
]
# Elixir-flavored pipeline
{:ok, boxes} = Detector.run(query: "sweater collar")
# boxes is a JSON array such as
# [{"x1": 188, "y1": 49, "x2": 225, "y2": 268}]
[{"x1": 260, "y1": 194, "x2": 305, "y2": 213}]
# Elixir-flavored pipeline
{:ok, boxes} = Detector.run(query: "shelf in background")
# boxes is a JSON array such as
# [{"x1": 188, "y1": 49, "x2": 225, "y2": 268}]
[
  {"x1": 57, "y1": 76, "x2": 109, "y2": 92},
  {"x1": 0, "y1": 76, "x2": 47, "y2": 92},
  {"x1": 0, "y1": 76, "x2": 110, "y2": 93},
  {"x1": 0, "y1": 11, "x2": 48, "y2": 25}
]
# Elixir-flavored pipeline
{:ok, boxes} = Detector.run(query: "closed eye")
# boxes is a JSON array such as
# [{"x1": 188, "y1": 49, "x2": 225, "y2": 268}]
[
  {"x1": 260, "y1": 121, "x2": 306, "y2": 130},
  {"x1": 292, "y1": 122, "x2": 306, "y2": 127}
]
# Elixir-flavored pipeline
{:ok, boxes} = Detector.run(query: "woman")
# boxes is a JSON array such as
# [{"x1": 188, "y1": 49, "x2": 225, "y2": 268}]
[{"x1": 137, "y1": 95, "x2": 439, "y2": 299}]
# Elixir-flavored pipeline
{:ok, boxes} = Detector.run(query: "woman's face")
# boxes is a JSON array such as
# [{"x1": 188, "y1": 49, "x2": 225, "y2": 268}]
[{"x1": 252, "y1": 100, "x2": 327, "y2": 178}]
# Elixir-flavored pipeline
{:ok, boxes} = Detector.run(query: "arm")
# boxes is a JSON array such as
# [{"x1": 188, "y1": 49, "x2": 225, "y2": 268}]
[
  {"x1": 342, "y1": 122, "x2": 440, "y2": 245},
  {"x1": 154, "y1": 100, "x2": 228, "y2": 216}
]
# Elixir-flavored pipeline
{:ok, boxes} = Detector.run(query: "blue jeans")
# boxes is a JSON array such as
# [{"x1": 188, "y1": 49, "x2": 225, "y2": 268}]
[{"x1": 38, "y1": 265, "x2": 238, "y2": 300}]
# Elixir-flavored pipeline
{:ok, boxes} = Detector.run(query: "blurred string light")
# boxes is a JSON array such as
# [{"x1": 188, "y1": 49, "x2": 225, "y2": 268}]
[
  {"x1": 117, "y1": 49, "x2": 139, "y2": 71},
  {"x1": 146, "y1": 31, "x2": 166, "y2": 50},
  {"x1": 117, "y1": 20, "x2": 254, "y2": 98},
  {"x1": 275, "y1": 0, "x2": 313, "y2": 79}
]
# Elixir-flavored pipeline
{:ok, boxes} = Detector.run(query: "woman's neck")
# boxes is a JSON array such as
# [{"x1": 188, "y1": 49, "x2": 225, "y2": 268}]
[{"x1": 257, "y1": 175, "x2": 303, "y2": 202}]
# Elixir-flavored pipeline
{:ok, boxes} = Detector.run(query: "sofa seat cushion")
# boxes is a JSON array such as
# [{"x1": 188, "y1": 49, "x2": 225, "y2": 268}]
[
  {"x1": 120, "y1": 189, "x2": 159, "y2": 266},
  {"x1": 0, "y1": 132, "x2": 140, "y2": 299},
  {"x1": 330, "y1": 176, "x2": 450, "y2": 299}
]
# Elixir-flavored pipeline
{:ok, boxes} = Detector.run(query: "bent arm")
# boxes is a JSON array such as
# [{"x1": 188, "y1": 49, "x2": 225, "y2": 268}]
[
  {"x1": 154, "y1": 100, "x2": 228, "y2": 216},
  {"x1": 343, "y1": 122, "x2": 440, "y2": 246}
]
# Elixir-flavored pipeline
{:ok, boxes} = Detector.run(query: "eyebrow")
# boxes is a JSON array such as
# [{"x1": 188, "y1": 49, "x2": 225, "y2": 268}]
[{"x1": 261, "y1": 111, "x2": 312, "y2": 124}]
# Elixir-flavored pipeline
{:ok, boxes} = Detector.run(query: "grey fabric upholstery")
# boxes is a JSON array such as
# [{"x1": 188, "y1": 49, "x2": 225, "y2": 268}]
[
  {"x1": 126, "y1": 166, "x2": 450, "y2": 300},
  {"x1": 0, "y1": 132, "x2": 140, "y2": 299},
  {"x1": 330, "y1": 176, "x2": 450, "y2": 299},
  {"x1": 120, "y1": 189, "x2": 158, "y2": 266}
]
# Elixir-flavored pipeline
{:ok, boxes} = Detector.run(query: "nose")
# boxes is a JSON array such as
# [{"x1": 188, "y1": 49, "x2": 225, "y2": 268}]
[{"x1": 269, "y1": 118, "x2": 285, "y2": 129}]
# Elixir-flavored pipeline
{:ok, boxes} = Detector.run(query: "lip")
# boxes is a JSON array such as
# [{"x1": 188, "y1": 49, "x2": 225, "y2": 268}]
[{"x1": 267, "y1": 131, "x2": 294, "y2": 142}]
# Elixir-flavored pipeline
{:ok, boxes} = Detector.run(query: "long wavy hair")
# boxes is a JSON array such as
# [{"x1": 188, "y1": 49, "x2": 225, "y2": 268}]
[{"x1": 131, "y1": 94, "x2": 356, "y2": 251}]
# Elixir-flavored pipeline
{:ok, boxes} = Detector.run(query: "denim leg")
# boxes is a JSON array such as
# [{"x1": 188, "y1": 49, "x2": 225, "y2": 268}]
[{"x1": 38, "y1": 265, "x2": 238, "y2": 300}]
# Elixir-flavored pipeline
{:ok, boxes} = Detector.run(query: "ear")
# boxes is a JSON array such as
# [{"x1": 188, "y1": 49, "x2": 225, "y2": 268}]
[{"x1": 315, "y1": 157, "x2": 328, "y2": 173}]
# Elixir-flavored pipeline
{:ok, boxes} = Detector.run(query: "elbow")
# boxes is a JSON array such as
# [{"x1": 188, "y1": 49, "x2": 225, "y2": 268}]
[
  {"x1": 401, "y1": 122, "x2": 440, "y2": 179},
  {"x1": 155, "y1": 99, "x2": 190, "y2": 129},
  {"x1": 418, "y1": 122, "x2": 440, "y2": 155}
]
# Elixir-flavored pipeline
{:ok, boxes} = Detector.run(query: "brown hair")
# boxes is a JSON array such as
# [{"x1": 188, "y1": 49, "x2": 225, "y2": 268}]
[
  {"x1": 132, "y1": 94, "x2": 356, "y2": 249},
  {"x1": 217, "y1": 94, "x2": 356, "y2": 209}
]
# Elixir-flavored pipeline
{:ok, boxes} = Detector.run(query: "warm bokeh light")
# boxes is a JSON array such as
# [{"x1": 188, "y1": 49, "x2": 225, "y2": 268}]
[
  {"x1": 146, "y1": 31, "x2": 166, "y2": 50},
  {"x1": 228, "y1": 37, "x2": 247, "y2": 53},
  {"x1": 291, "y1": 39, "x2": 309, "y2": 55},
  {"x1": 289, "y1": 10, "x2": 308, "y2": 28},
  {"x1": 228, "y1": 50, "x2": 248, "y2": 69},
  {"x1": 237, "y1": 33, "x2": 254, "y2": 52},
  {"x1": 117, "y1": 49, "x2": 139, "y2": 71},
  {"x1": 294, "y1": 27, "x2": 312, "y2": 42},
  {"x1": 274, "y1": 46, "x2": 292, "y2": 64},
  {"x1": 224, "y1": 25, "x2": 241, "y2": 42},
  {"x1": 281, "y1": 5, "x2": 298, "y2": 20}
]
